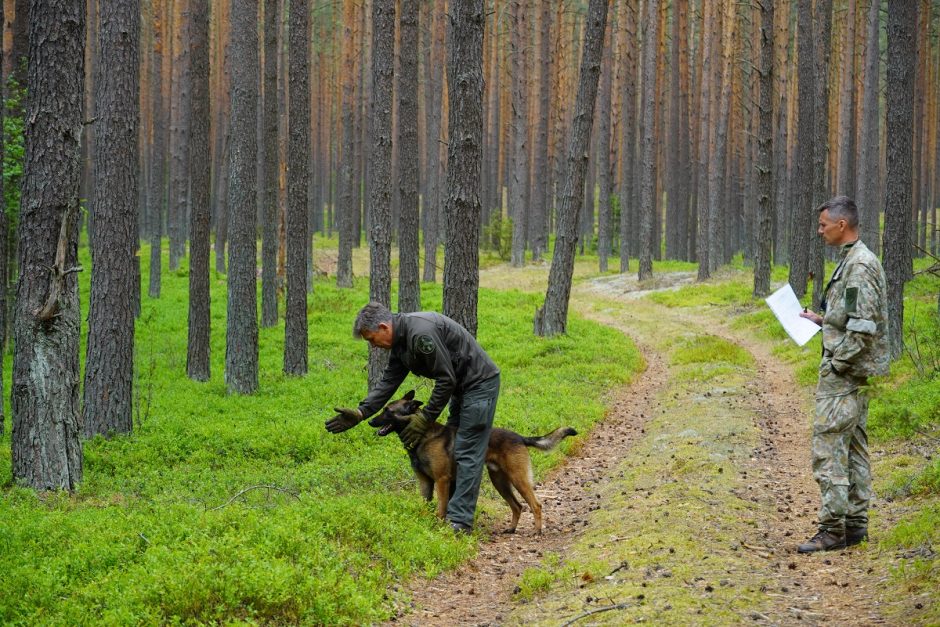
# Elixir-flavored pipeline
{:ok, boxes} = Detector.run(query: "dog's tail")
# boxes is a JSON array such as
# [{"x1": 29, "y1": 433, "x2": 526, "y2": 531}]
[{"x1": 522, "y1": 426, "x2": 578, "y2": 451}]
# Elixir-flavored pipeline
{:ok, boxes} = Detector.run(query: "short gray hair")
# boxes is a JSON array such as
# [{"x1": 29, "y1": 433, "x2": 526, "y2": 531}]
[
  {"x1": 353, "y1": 302, "x2": 393, "y2": 338},
  {"x1": 817, "y1": 195, "x2": 859, "y2": 228}
]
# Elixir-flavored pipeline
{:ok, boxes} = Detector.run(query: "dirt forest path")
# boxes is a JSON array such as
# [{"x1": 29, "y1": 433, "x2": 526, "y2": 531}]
[{"x1": 387, "y1": 270, "x2": 891, "y2": 626}]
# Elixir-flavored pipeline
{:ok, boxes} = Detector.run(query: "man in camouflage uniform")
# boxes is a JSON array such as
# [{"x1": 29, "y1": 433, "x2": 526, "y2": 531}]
[
  {"x1": 325, "y1": 302, "x2": 501, "y2": 534},
  {"x1": 798, "y1": 196, "x2": 890, "y2": 553}
]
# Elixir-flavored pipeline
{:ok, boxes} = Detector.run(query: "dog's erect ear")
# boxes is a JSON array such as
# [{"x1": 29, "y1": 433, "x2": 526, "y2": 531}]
[
  {"x1": 403, "y1": 390, "x2": 415, "y2": 401},
  {"x1": 409, "y1": 400, "x2": 424, "y2": 412}
]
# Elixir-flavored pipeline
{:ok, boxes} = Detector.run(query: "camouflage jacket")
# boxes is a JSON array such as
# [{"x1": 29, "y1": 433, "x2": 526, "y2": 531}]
[{"x1": 817, "y1": 239, "x2": 890, "y2": 397}]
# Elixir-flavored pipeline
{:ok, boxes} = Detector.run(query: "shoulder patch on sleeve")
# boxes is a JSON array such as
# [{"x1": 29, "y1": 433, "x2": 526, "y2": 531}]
[
  {"x1": 845, "y1": 286, "x2": 858, "y2": 314},
  {"x1": 415, "y1": 335, "x2": 436, "y2": 356}
]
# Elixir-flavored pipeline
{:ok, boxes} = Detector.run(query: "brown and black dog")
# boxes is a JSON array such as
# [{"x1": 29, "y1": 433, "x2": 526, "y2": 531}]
[{"x1": 369, "y1": 390, "x2": 577, "y2": 534}]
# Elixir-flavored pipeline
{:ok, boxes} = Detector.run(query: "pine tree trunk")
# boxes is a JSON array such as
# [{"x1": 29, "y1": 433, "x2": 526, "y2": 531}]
[
  {"x1": 534, "y1": 0, "x2": 609, "y2": 336},
  {"x1": 167, "y1": 1, "x2": 191, "y2": 271},
  {"x1": 84, "y1": 0, "x2": 140, "y2": 437},
  {"x1": 149, "y1": 0, "x2": 167, "y2": 298},
  {"x1": 82, "y1": 0, "x2": 97, "y2": 244},
  {"x1": 884, "y1": 0, "x2": 917, "y2": 359},
  {"x1": 225, "y1": 0, "x2": 260, "y2": 394},
  {"x1": 423, "y1": 0, "x2": 445, "y2": 282},
  {"x1": 837, "y1": 0, "x2": 858, "y2": 199},
  {"x1": 336, "y1": 0, "x2": 357, "y2": 288},
  {"x1": 12, "y1": 0, "x2": 85, "y2": 490},
  {"x1": 811, "y1": 0, "x2": 832, "y2": 309},
  {"x1": 509, "y1": 0, "x2": 529, "y2": 267},
  {"x1": 619, "y1": 0, "x2": 638, "y2": 273},
  {"x1": 789, "y1": 0, "x2": 815, "y2": 297},
  {"x1": 695, "y1": 0, "x2": 714, "y2": 281},
  {"x1": 753, "y1": 0, "x2": 774, "y2": 297},
  {"x1": 398, "y1": 0, "x2": 420, "y2": 313},
  {"x1": 368, "y1": 0, "x2": 395, "y2": 386},
  {"x1": 284, "y1": 0, "x2": 309, "y2": 376},
  {"x1": 596, "y1": 14, "x2": 613, "y2": 274},
  {"x1": 261, "y1": 0, "x2": 279, "y2": 326},
  {"x1": 531, "y1": 0, "x2": 551, "y2": 260},
  {"x1": 773, "y1": 0, "x2": 792, "y2": 265},
  {"x1": 638, "y1": 0, "x2": 661, "y2": 281},
  {"x1": 187, "y1": 0, "x2": 211, "y2": 381},
  {"x1": 0, "y1": 0, "x2": 4, "y2": 436},
  {"x1": 442, "y1": 0, "x2": 485, "y2": 337}
]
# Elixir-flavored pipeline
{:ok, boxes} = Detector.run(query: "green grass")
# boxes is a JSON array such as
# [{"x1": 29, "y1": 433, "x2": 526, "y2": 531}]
[{"x1": 0, "y1": 240, "x2": 643, "y2": 625}]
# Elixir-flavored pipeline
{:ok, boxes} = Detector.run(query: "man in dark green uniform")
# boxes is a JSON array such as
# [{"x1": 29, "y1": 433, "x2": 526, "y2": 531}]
[{"x1": 325, "y1": 302, "x2": 501, "y2": 533}]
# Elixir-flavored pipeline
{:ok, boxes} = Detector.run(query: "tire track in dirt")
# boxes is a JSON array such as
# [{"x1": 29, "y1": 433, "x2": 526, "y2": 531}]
[
  {"x1": 386, "y1": 271, "x2": 889, "y2": 625},
  {"x1": 384, "y1": 333, "x2": 665, "y2": 626}
]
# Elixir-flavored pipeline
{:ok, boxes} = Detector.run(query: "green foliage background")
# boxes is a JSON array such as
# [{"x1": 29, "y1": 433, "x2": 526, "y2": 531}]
[{"x1": 0, "y1": 241, "x2": 642, "y2": 624}]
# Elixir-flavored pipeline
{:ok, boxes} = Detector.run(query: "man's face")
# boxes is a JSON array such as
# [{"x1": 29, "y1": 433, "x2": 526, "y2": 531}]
[
  {"x1": 361, "y1": 322, "x2": 393, "y2": 349},
  {"x1": 817, "y1": 209, "x2": 848, "y2": 246}
]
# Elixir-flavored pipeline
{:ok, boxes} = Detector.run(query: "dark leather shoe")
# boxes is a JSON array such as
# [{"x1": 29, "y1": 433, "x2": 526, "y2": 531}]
[
  {"x1": 449, "y1": 521, "x2": 473, "y2": 535},
  {"x1": 797, "y1": 529, "x2": 846, "y2": 553},
  {"x1": 846, "y1": 527, "x2": 868, "y2": 546}
]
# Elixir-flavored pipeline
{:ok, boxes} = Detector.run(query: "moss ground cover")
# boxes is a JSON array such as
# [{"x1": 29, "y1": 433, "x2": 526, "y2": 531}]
[
  {"x1": 0, "y1": 240, "x2": 642, "y2": 625},
  {"x1": 646, "y1": 260, "x2": 940, "y2": 623}
]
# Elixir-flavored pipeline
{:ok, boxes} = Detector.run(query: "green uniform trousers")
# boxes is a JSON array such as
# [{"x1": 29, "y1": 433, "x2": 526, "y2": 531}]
[{"x1": 812, "y1": 388, "x2": 872, "y2": 532}]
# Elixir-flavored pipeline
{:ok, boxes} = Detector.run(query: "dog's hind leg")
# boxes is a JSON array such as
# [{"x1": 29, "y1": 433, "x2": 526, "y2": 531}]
[
  {"x1": 433, "y1": 477, "x2": 451, "y2": 519},
  {"x1": 509, "y1": 460, "x2": 543, "y2": 534},
  {"x1": 488, "y1": 467, "x2": 523, "y2": 533}
]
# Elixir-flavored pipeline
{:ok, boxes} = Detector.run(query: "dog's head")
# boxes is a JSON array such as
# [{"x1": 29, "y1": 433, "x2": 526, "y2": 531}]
[{"x1": 368, "y1": 390, "x2": 424, "y2": 437}]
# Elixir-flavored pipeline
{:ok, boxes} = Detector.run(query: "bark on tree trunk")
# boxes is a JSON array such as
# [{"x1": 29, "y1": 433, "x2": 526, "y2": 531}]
[
  {"x1": 789, "y1": 0, "x2": 815, "y2": 297},
  {"x1": 753, "y1": 0, "x2": 774, "y2": 297},
  {"x1": 531, "y1": 0, "x2": 552, "y2": 261},
  {"x1": 509, "y1": 0, "x2": 529, "y2": 267},
  {"x1": 261, "y1": 0, "x2": 279, "y2": 326},
  {"x1": 811, "y1": 0, "x2": 832, "y2": 310},
  {"x1": 534, "y1": 0, "x2": 609, "y2": 336},
  {"x1": 84, "y1": 0, "x2": 140, "y2": 437},
  {"x1": 0, "y1": 0, "x2": 4, "y2": 436},
  {"x1": 695, "y1": 0, "x2": 714, "y2": 281},
  {"x1": 368, "y1": 0, "x2": 394, "y2": 386},
  {"x1": 398, "y1": 0, "x2": 420, "y2": 313},
  {"x1": 284, "y1": 0, "x2": 309, "y2": 376},
  {"x1": 336, "y1": 0, "x2": 357, "y2": 288},
  {"x1": 596, "y1": 14, "x2": 613, "y2": 274},
  {"x1": 12, "y1": 0, "x2": 85, "y2": 490},
  {"x1": 619, "y1": 0, "x2": 638, "y2": 273},
  {"x1": 884, "y1": 0, "x2": 917, "y2": 359},
  {"x1": 149, "y1": 0, "x2": 167, "y2": 298},
  {"x1": 837, "y1": 0, "x2": 858, "y2": 199},
  {"x1": 225, "y1": 0, "x2": 260, "y2": 394},
  {"x1": 638, "y1": 0, "x2": 661, "y2": 281},
  {"x1": 443, "y1": 0, "x2": 485, "y2": 337},
  {"x1": 422, "y1": 0, "x2": 445, "y2": 283},
  {"x1": 167, "y1": 1, "x2": 191, "y2": 271},
  {"x1": 187, "y1": 0, "x2": 211, "y2": 382}
]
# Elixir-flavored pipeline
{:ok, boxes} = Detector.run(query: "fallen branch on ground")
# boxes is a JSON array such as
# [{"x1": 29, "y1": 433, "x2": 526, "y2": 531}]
[
  {"x1": 561, "y1": 602, "x2": 632, "y2": 626},
  {"x1": 208, "y1": 484, "x2": 300, "y2": 512}
]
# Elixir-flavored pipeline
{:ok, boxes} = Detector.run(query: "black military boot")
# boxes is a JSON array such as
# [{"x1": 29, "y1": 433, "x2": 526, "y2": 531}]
[
  {"x1": 797, "y1": 529, "x2": 847, "y2": 553},
  {"x1": 845, "y1": 526, "x2": 868, "y2": 547}
]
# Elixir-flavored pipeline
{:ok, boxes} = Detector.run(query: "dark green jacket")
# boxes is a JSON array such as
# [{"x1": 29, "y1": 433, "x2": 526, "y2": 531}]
[{"x1": 357, "y1": 312, "x2": 500, "y2": 421}]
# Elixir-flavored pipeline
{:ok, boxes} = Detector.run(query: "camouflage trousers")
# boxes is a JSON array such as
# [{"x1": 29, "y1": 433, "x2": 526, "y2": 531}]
[{"x1": 812, "y1": 388, "x2": 872, "y2": 532}]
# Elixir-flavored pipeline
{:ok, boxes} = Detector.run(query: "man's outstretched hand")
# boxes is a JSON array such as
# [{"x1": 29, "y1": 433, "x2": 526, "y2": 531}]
[
  {"x1": 325, "y1": 407, "x2": 363, "y2": 433},
  {"x1": 400, "y1": 411, "x2": 432, "y2": 449}
]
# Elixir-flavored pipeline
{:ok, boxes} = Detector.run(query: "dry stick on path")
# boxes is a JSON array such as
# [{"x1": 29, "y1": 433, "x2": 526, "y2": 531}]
[{"x1": 560, "y1": 602, "x2": 633, "y2": 627}]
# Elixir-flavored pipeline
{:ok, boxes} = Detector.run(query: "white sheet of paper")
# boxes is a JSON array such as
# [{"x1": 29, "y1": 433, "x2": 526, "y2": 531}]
[{"x1": 765, "y1": 283, "x2": 821, "y2": 346}]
